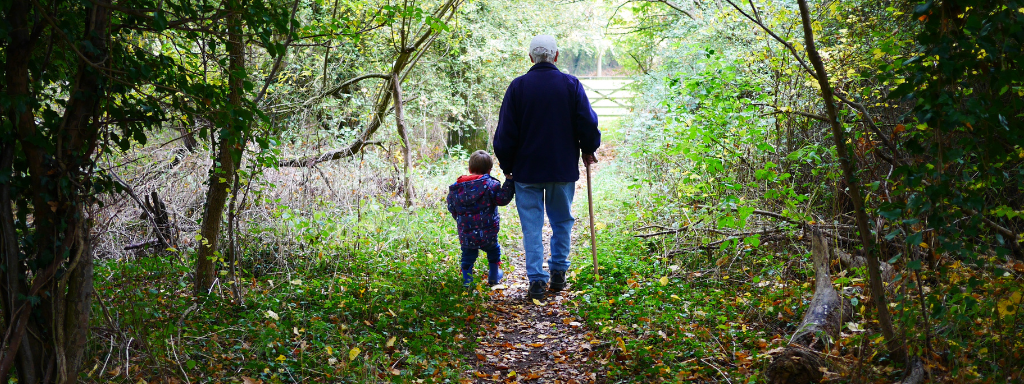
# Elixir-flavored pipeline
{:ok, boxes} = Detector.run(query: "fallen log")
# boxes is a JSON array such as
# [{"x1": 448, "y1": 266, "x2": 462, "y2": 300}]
[
  {"x1": 767, "y1": 230, "x2": 853, "y2": 384},
  {"x1": 896, "y1": 356, "x2": 926, "y2": 384}
]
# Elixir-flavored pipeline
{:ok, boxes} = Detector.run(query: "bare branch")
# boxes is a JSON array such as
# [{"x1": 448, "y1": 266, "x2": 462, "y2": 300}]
[
  {"x1": 752, "y1": 103, "x2": 828, "y2": 121},
  {"x1": 832, "y1": 90, "x2": 902, "y2": 165},
  {"x1": 255, "y1": 0, "x2": 302, "y2": 105},
  {"x1": 634, "y1": 219, "x2": 703, "y2": 238},
  {"x1": 277, "y1": 0, "x2": 462, "y2": 167},
  {"x1": 722, "y1": 0, "x2": 818, "y2": 80},
  {"x1": 650, "y1": 0, "x2": 697, "y2": 20}
]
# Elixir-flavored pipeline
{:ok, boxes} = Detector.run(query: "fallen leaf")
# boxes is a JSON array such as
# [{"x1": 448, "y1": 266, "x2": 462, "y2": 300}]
[
  {"x1": 241, "y1": 377, "x2": 261, "y2": 384},
  {"x1": 349, "y1": 347, "x2": 360, "y2": 361},
  {"x1": 265, "y1": 310, "x2": 279, "y2": 320},
  {"x1": 529, "y1": 342, "x2": 545, "y2": 347},
  {"x1": 386, "y1": 336, "x2": 396, "y2": 348},
  {"x1": 659, "y1": 276, "x2": 669, "y2": 286},
  {"x1": 532, "y1": 298, "x2": 543, "y2": 306},
  {"x1": 998, "y1": 291, "x2": 1022, "y2": 317},
  {"x1": 715, "y1": 255, "x2": 729, "y2": 267}
]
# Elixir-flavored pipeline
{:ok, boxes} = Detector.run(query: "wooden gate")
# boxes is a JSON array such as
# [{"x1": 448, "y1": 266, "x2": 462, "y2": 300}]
[{"x1": 579, "y1": 76, "x2": 634, "y2": 118}]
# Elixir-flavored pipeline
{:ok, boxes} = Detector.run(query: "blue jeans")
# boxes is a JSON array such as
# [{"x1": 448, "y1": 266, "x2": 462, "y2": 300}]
[
  {"x1": 461, "y1": 243, "x2": 501, "y2": 272},
  {"x1": 515, "y1": 182, "x2": 575, "y2": 283}
]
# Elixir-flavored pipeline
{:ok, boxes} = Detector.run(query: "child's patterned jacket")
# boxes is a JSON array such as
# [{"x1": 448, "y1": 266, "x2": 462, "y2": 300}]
[{"x1": 446, "y1": 174, "x2": 515, "y2": 248}]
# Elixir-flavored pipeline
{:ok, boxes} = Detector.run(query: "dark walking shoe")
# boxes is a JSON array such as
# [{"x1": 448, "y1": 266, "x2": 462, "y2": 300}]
[
  {"x1": 549, "y1": 270, "x2": 567, "y2": 292},
  {"x1": 528, "y1": 281, "x2": 548, "y2": 300},
  {"x1": 462, "y1": 269, "x2": 474, "y2": 289}
]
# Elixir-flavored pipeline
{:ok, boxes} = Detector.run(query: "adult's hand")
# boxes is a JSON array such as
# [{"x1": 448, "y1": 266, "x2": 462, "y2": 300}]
[{"x1": 582, "y1": 153, "x2": 598, "y2": 167}]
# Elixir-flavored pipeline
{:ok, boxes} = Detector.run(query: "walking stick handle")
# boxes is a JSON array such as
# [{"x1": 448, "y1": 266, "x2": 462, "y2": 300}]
[{"x1": 587, "y1": 163, "x2": 599, "y2": 278}]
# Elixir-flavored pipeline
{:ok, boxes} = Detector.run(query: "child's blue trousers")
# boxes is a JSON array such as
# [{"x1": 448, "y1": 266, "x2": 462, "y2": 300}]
[{"x1": 460, "y1": 243, "x2": 501, "y2": 272}]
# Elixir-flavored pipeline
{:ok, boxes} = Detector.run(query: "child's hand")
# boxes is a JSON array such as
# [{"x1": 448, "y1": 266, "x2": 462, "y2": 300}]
[{"x1": 505, "y1": 173, "x2": 513, "y2": 179}]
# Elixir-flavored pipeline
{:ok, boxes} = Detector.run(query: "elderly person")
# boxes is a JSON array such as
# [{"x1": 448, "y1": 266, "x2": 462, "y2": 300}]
[{"x1": 493, "y1": 35, "x2": 601, "y2": 300}]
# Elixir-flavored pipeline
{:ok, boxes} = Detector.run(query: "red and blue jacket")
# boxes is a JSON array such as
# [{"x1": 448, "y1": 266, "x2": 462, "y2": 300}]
[{"x1": 446, "y1": 174, "x2": 515, "y2": 248}]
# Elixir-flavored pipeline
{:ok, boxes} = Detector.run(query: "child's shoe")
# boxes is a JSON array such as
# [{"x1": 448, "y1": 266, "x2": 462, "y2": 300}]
[
  {"x1": 487, "y1": 263, "x2": 504, "y2": 286},
  {"x1": 462, "y1": 269, "x2": 474, "y2": 289}
]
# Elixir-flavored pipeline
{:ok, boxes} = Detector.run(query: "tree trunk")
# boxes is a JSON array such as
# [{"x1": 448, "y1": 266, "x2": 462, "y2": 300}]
[
  {"x1": 196, "y1": 0, "x2": 244, "y2": 294},
  {"x1": 1, "y1": 0, "x2": 107, "y2": 381},
  {"x1": 796, "y1": 0, "x2": 901, "y2": 360},
  {"x1": 392, "y1": 73, "x2": 413, "y2": 207},
  {"x1": 767, "y1": 230, "x2": 852, "y2": 384}
]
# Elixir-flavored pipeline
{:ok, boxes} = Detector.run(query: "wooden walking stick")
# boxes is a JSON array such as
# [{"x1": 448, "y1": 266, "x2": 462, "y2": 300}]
[{"x1": 586, "y1": 162, "x2": 599, "y2": 278}]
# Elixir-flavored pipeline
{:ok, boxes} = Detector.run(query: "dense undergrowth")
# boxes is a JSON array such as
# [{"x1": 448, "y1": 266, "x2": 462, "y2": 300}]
[
  {"x1": 89, "y1": 156, "x2": 505, "y2": 383},
  {"x1": 564, "y1": 0, "x2": 1024, "y2": 381}
]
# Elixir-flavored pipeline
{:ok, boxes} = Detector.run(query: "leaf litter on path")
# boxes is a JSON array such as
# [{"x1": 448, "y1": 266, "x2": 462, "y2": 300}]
[
  {"x1": 460, "y1": 228, "x2": 604, "y2": 383},
  {"x1": 461, "y1": 147, "x2": 617, "y2": 383}
]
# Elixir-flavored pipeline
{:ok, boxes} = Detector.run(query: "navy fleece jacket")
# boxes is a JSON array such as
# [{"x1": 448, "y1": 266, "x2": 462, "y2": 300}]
[{"x1": 492, "y1": 62, "x2": 601, "y2": 183}]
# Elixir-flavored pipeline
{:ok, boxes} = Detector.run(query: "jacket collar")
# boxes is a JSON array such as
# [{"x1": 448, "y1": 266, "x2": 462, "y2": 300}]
[{"x1": 528, "y1": 62, "x2": 560, "y2": 72}]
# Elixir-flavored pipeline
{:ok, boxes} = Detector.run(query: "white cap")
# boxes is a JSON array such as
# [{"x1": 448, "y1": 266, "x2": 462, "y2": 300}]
[{"x1": 529, "y1": 35, "x2": 558, "y2": 55}]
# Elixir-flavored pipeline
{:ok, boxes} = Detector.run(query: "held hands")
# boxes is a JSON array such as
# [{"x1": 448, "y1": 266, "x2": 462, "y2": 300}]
[
  {"x1": 505, "y1": 173, "x2": 513, "y2": 180},
  {"x1": 582, "y1": 153, "x2": 598, "y2": 167}
]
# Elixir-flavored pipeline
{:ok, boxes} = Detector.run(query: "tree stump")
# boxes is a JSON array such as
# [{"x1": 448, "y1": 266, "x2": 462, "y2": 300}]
[{"x1": 767, "y1": 229, "x2": 853, "y2": 384}]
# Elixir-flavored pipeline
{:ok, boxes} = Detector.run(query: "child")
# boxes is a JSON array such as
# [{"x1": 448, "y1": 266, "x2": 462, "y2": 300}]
[{"x1": 447, "y1": 150, "x2": 515, "y2": 288}]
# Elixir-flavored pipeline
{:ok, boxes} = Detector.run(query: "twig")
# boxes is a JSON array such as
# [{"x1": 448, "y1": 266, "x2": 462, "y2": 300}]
[
  {"x1": 650, "y1": 0, "x2": 696, "y2": 19},
  {"x1": 105, "y1": 169, "x2": 172, "y2": 249},
  {"x1": 169, "y1": 336, "x2": 191, "y2": 384},
  {"x1": 701, "y1": 358, "x2": 733, "y2": 384},
  {"x1": 751, "y1": 102, "x2": 828, "y2": 121},
  {"x1": 634, "y1": 219, "x2": 704, "y2": 238}
]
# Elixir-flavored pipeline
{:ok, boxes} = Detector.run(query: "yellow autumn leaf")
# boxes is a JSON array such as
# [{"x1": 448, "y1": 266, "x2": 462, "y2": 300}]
[
  {"x1": 386, "y1": 336, "x2": 396, "y2": 348},
  {"x1": 595, "y1": 222, "x2": 607, "y2": 230},
  {"x1": 275, "y1": 354, "x2": 286, "y2": 362},
  {"x1": 659, "y1": 276, "x2": 669, "y2": 286},
  {"x1": 997, "y1": 292, "x2": 1022, "y2": 318},
  {"x1": 616, "y1": 337, "x2": 626, "y2": 352},
  {"x1": 325, "y1": 346, "x2": 333, "y2": 355},
  {"x1": 349, "y1": 347, "x2": 360, "y2": 361},
  {"x1": 532, "y1": 298, "x2": 543, "y2": 306}
]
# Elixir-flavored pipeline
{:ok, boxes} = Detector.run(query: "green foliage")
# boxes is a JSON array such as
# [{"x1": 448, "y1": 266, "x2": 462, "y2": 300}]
[
  {"x1": 569, "y1": 152, "x2": 835, "y2": 381},
  {"x1": 872, "y1": 0, "x2": 1024, "y2": 377},
  {"x1": 95, "y1": 199, "x2": 483, "y2": 382}
]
